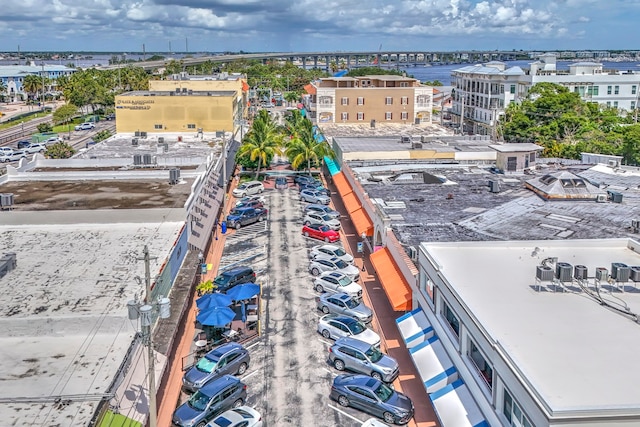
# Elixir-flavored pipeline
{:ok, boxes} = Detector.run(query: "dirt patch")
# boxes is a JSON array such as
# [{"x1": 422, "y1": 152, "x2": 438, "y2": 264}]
[{"x1": 0, "y1": 180, "x2": 193, "y2": 211}]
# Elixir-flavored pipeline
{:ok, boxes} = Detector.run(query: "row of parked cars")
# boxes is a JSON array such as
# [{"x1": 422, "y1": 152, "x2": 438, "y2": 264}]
[
  {"x1": 0, "y1": 143, "x2": 47, "y2": 162},
  {"x1": 296, "y1": 175, "x2": 415, "y2": 426},
  {"x1": 173, "y1": 191, "x2": 268, "y2": 427}
]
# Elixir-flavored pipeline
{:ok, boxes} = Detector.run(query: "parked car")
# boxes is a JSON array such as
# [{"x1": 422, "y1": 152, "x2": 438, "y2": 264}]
[
  {"x1": 300, "y1": 189, "x2": 330, "y2": 205},
  {"x1": 172, "y1": 375, "x2": 247, "y2": 427},
  {"x1": 17, "y1": 140, "x2": 32, "y2": 149},
  {"x1": 232, "y1": 181, "x2": 264, "y2": 198},
  {"x1": 105, "y1": 113, "x2": 116, "y2": 120},
  {"x1": 44, "y1": 136, "x2": 62, "y2": 144},
  {"x1": 317, "y1": 314, "x2": 381, "y2": 347},
  {"x1": 314, "y1": 271, "x2": 362, "y2": 299},
  {"x1": 25, "y1": 143, "x2": 46, "y2": 154},
  {"x1": 213, "y1": 266, "x2": 256, "y2": 292},
  {"x1": 226, "y1": 207, "x2": 268, "y2": 230},
  {"x1": 0, "y1": 151, "x2": 13, "y2": 163},
  {"x1": 294, "y1": 174, "x2": 320, "y2": 185},
  {"x1": 309, "y1": 244, "x2": 354, "y2": 264},
  {"x1": 206, "y1": 406, "x2": 263, "y2": 427},
  {"x1": 309, "y1": 256, "x2": 360, "y2": 282},
  {"x1": 302, "y1": 223, "x2": 340, "y2": 243},
  {"x1": 316, "y1": 292, "x2": 373, "y2": 324},
  {"x1": 75, "y1": 122, "x2": 95, "y2": 131},
  {"x1": 235, "y1": 195, "x2": 265, "y2": 207},
  {"x1": 235, "y1": 199, "x2": 264, "y2": 210},
  {"x1": 330, "y1": 374, "x2": 414, "y2": 425},
  {"x1": 299, "y1": 183, "x2": 330, "y2": 196},
  {"x1": 182, "y1": 343, "x2": 250, "y2": 393},
  {"x1": 329, "y1": 337, "x2": 399, "y2": 383},
  {"x1": 303, "y1": 212, "x2": 341, "y2": 231},
  {"x1": 304, "y1": 204, "x2": 341, "y2": 219},
  {"x1": 7, "y1": 149, "x2": 27, "y2": 162},
  {"x1": 275, "y1": 176, "x2": 288, "y2": 189}
]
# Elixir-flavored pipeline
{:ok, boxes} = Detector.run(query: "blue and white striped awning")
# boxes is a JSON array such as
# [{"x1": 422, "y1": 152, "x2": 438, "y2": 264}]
[
  {"x1": 396, "y1": 307, "x2": 434, "y2": 349},
  {"x1": 410, "y1": 336, "x2": 458, "y2": 393},
  {"x1": 429, "y1": 379, "x2": 489, "y2": 427}
]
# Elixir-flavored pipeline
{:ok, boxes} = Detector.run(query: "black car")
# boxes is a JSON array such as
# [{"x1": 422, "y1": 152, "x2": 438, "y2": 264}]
[
  {"x1": 105, "y1": 113, "x2": 116, "y2": 120},
  {"x1": 213, "y1": 266, "x2": 256, "y2": 292},
  {"x1": 17, "y1": 140, "x2": 32, "y2": 149},
  {"x1": 294, "y1": 175, "x2": 321, "y2": 185},
  {"x1": 275, "y1": 176, "x2": 288, "y2": 189},
  {"x1": 330, "y1": 374, "x2": 414, "y2": 425}
]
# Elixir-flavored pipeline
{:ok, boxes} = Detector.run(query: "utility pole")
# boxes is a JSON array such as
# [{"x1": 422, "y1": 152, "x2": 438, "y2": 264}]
[
  {"x1": 138, "y1": 245, "x2": 158, "y2": 427},
  {"x1": 41, "y1": 62, "x2": 45, "y2": 111}
]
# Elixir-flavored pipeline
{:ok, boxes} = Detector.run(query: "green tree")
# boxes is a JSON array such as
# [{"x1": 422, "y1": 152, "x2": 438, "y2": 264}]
[
  {"x1": 422, "y1": 80, "x2": 443, "y2": 86},
  {"x1": 237, "y1": 110, "x2": 282, "y2": 179},
  {"x1": 284, "y1": 91, "x2": 299, "y2": 107},
  {"x1": 52, "y1": 104, "x2": 78, "y2": 127},
  {"x1": 621, "y1": 124, "x2": 640, "y2": 165},
  {"x1": 37, "y1": 123, "x2": 53, "y2": 133},
  {"x1": 22, "y1": 74, "x2": 43, "y2": 101},
  {"x1": 45, "y1": 141, "x2": 76, "y2": 159},
  {"x1": 284, "y1": 112, "x2": 333, "y2": 174}
]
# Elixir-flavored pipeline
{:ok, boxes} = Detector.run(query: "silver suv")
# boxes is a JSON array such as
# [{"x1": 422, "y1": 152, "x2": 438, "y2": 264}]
[
  {"x1": 329, "y1": 337, "x2": 399, "y2": 383},
  {"x1": 232, "y1": 181, "x2": 264, "y2": 197},
  {"x1": 182, "y1": 342, "x2": 250, "y2": 392},
  {"x1": 309, "y1": 256, "x2": 360, "y2": 282}
]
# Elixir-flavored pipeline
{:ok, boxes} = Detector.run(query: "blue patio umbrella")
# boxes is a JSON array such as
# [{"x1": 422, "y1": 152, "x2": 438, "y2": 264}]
[
  {"x1": 225, "y1": 283, "x2": 260, "y2": 302},
  {"x1": 196, "y1": 293, "x2": 232, "y2": 311},
  {"x1": 196, "y1": 306, "x2": 236, "y2": 327}
]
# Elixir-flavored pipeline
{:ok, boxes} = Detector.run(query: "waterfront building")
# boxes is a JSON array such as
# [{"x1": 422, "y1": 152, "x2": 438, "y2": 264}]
[
  {"x1": 305, "y1": 75, "x2": 433, "y2": 125},
  {"x1": 0, "y1": 64, "x2": 76, "y2": 102},
  {"x1": 450, "y1": 54, "x2": 640, "y2": 135}
]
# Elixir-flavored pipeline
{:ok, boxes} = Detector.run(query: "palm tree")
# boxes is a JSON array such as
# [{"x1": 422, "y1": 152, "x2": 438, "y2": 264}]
[
  {"x1": 237, "y1": 109, "x2": 282, "y2": 179},
  {"x1": 22, "y1": 74, "x2": 43, "y2": 102},
  {"x1": 0, "y1": 80, "x2": 6, "y2": 102},
  {"x1": 284, "y1": 91, "x2": 299, "y2": 107},
  {"x1": 284, "y1": 115, "x2": 333, "y2": 175}
]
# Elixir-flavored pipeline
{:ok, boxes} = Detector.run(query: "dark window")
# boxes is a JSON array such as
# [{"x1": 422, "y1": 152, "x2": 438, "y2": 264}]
[{"x1": 443, "y1": 303, "x2": 460, "y2": 336}]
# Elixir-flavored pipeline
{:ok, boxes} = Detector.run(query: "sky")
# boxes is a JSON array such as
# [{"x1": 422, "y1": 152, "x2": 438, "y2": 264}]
[{"x1": 1, "y1": 0, "x2": 639, "y2": 53}]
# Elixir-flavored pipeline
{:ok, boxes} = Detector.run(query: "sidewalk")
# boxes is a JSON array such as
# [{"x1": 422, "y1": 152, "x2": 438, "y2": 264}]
[{"x1": 326, "y1": 176, "x2": 440, "y2": 427}]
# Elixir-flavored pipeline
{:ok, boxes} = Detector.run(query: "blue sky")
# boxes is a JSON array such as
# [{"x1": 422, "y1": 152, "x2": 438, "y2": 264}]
[{"x1": 1, "y1": 0, "x2": 639, "y2": 52}]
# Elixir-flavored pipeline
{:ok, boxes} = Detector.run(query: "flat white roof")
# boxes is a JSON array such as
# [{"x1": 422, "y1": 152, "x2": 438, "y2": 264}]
[
  {"x1": 422, "y1": 238, "x2": 640, "y2": 415},
  {"x1": 0, "y1": 210, "x2": 184, "y2": 425}
]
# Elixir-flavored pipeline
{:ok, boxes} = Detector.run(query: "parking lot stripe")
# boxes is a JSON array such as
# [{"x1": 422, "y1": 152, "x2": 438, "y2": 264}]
[
  {"x1": 241, "y1": 369, "x2": 261, "y2": 381},
  {"x1": 322, "y1": 367, "x2": 337, "y2": 377},
  {"x1": 246, "y1": 341, "x2": 261, "y2": 350},
  {"x1": 318, "y1": 338, "x2": 333, "y2": 346},
  {"x1": 327, "y1": 404, "x2": 364, "y2": 423}
]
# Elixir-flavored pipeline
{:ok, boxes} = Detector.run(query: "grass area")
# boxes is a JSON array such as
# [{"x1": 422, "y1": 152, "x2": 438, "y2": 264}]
[
  {"x1": 98, "y1": 411, "x2": 142, "y2": 427},
  {"x1": 53, "y1": 123, "x2": 77, "y2": 134},
  {"x1": 0, "y1": 111, "x2": 49, "y2": 132}
]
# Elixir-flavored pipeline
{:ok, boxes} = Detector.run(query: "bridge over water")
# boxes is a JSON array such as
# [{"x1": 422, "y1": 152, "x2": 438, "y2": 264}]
[{"x1": 100, "y1": 50, "x2": 521, "y2": 71}]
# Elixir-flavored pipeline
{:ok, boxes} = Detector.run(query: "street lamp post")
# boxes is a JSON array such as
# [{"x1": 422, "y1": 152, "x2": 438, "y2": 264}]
[{"x1": 360, "y1": 232, "x2": 366, "y2": 272}]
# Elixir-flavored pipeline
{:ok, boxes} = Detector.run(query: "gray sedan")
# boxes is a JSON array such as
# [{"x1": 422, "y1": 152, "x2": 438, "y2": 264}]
[
  {"x1": 316, "y1": 292, "x2": 372, "y2": 324},
  {"x1": 303, "y1": 212, "x2": 341, "y2": 231},
  {"x1": 182, "y1": 342, "x2": 250, "y2": 392},
  {"x1": 300, "y1": 189, "x2": 330, "y2": 205},
  {"x1": 309, "y1": 256, "x2": 360, "y2": 282},
  {"x1": 317, "y1": 314, "x2": 381, "y2": 347}
]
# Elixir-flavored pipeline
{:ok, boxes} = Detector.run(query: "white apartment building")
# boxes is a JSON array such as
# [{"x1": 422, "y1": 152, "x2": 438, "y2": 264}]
[{"x1": 451, "y1": 54, "x2": 640, "y2": 136}]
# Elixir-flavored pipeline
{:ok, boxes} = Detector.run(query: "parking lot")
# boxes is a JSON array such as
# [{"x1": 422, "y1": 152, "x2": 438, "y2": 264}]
[{"x1": 177, "y1": 184, "x2": 383, "y2": 426}]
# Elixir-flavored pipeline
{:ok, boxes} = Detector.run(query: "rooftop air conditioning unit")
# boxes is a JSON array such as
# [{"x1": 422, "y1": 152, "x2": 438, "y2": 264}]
[
  {"x1": 595, "y1": 267, "x2": 608, "y2": 282},
  {"x1": 134, "y1": 131, "x2": 141, "y2": 137},
  {"x1": 616, "y1": 266, "x2": 631, "y2": 282},
  {"x1": 608, "y1": 159, "x2": 618, "y2": 167},
  {"x1": 158, "y1": 137, "x2": 164, "y2": 144},
  {"x1": 411, "y1": 142, "x2": 422, "y2": 149},
  {"x1": 536, "y1": 265, "x2": 554, "y2": 282},
  {"x1": 488, "y1": 180, "x2": 500, "y2": 193},
  {"x1": 133, "y1": 154, "x2": 142, "y2": 165},
  {"x1": 611, "y1": 262, "x2": 629, "y2": 280},
  {"x1": 142, "y1": 154, "x2": 152, "y2": 165},
  {"x1": 596, "y1": 194, "x2": 607, "y2": 203},
  {"x1": 407, "y1": 246, "x2": 418, "y2": 261},
  {"x1": 169, "y1": 168, "x2": 180, "y2": 185},
  {"x1": 574, "y1": 265, "x2": 588, "y2": 280},
  {"x1": 630, "y1": 266, "x2": 640, "y2": 282},
  {"x1": 556, "y1": 262, "x2": 573, "y2": 282},
  {"x1": 632, "y1": 220, "x2": 640, "y2": 232},
  {"x1": 132, "y1": 138, "x2": 138, "y2": 146},
  {"x1": 0, "y1": 193, "x2": 14, "y2": 208}
]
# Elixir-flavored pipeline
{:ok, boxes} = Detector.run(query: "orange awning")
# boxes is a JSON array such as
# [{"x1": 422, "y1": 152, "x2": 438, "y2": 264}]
[
  {"x1": 370, "y1": 248, "x2": 412, "y2": 311},
  {"x1": 242, "y1": 81, "x2": 250, "y2": 92},
  {"x1": 333, "y1": 172, "x2": 353, "y2": 198},
  {"x1": 304, "y1": 83, "x2": 317, "y2": 95},
  {"x1": 342, "y1": 192, "x2": 360, "y2": 214},
  {"x1": 350, "y1": 208, "x2": 373, "y2": 237}
]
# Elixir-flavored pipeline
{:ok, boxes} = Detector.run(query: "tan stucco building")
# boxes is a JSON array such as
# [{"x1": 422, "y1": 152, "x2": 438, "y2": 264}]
[
  {"x1": 115, "y1": 73, "x2": 248, "y2": 134},
  {"x1": 306, "y1": 75, "x2": 433, "y2": 125}
]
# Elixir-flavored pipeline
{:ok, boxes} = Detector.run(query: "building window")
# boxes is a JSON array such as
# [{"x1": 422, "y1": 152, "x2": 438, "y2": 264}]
[
  {"x1": 469, "y1": 340, "x2": 493, "y2": 389},
  {"x1": 510, "y1": 85, "x2": 516, "y2": 94},
  {"x1": 587, "y1": 86, "x2": 599, "y2": 96},
  {"x1": 341, "y1": 112, "x2": 349, "y2": 121},
  {"x1": 357, "y1": 112, "x2": 364, "y2": 121},
  {"x1": 384, "y1": 112, "x2": 393, "y2": 120},
  {"x1": 442, "y1": 302, "x2": 460, "y2": 336},
  {"x1": 341, "y1": 97, "x2": 349, "y2": 106},
  {"x1": 319, "y1": 96, "x2": 334, "y2": 105},
  {"x1": 633, "y1": 85, "x2": 637, "y2": 95},
  {"x1": 357, "y1": 97, "x2": 364, "y2": 105},
  {"x1": 400, "y1": 96, "x2": 409, "y2": 105},
  {"x1": 614, "y1": 101, "x2": 618, "y2": 108},
  {"x1": 401, "y1": 111, "x2": 408, "y2": 120},
  {"x1": 607, "y1": 101, "x2": 611, "y2": 107},
  {"x1": 614, "y1": 85, "x2": 619, "y2": 95},
  {"x1": 632, "y1": 101, "x2": 636, "y2": 109},
  {"x1": 154, "y1": 124, "x2": 163, "y2": 129},
  {"x1": 416, "y1": 95, "x2": 430, "y2": 107},
  {"x1": 607, "y1": 85, "x2": 612, "y2": 95},
  {"x1": 400, "y1": 82, "x2": 409, "y2": 87},
  {"x1": 503, "y1": 389, "x2": 533, "y2": 427},
  {"x1": 187, "y1": 124, "x2": 196, "y2": 129},
  {"x1": 385, "y1": 97, "x2": 393, "y2": 105}
]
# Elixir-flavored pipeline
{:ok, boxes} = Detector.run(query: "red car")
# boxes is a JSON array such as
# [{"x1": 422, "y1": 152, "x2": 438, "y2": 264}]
[{"x1": 302, "y1": 223, "x2": 340, "y2": 243}]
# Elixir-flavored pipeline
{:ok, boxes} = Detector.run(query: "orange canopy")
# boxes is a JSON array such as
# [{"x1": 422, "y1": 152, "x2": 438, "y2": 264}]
[
  {"x1": 350, "y1": 208, "x2": 373, "y2": 238},
  {"x1": 242, "y1": 81, "x2": 250, "y2": 92},
  {"x1": 342, "y1": 192, "x2": 360, "y2": 214},
  {"x1": 332, "y1": 172, "x2": 353, "y2": 198},
  {"x1": 304, "y1": 83, "x2": 317, "y2": 95},
  {"x1": 370, "y1": 248, "x2": 413, "y2": 311}
]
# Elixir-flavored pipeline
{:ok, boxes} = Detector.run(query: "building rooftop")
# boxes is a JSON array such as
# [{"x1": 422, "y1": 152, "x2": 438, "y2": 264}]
[
  {"x1": 120, "y1": 90, "x2": 237, "y2": 97},
  {"x1": 422, "y1": 238, "x2": 640, "y2": 416},
  {"x1": 0, "y1": 65, "x2": 74, "y2": 78}
]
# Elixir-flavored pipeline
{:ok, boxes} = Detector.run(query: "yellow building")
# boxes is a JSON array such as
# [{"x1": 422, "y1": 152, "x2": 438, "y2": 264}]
[{"x1": 115, "y1": 73, "x2": 249, "y2": 134}]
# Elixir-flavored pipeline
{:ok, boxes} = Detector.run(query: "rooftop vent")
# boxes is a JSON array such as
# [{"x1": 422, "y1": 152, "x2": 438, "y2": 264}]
[
  {"x1": 488, "y1": 179, "x2": 500, "y2": 193},
  {"x1": 631, "y1": 266, "x2": 640, "y2": 282},
  {"x1": 169, "y1": 168, "x2": 181, "y2": 185},
  {"x1": 595, "y1": 267, "x2": 608, "y2": 281},
  {"x1": 574, "y1": 265, "x2": 588, "y2": 280},
  {"x1": 0, "y1": 193, "x2": 14, "y2": 209},
  {"x1": 555, "y1": 262, "x2": 573, "y2": 282},
  {"x1": 132, "y1": 138, "x2": 138, "y2": 146},
  {"x1": 133, "y1": 154, "x2": 142, "y2": 165},
  {"x1": 536, "y1": 265, "x2": 554, "y2": 282}
]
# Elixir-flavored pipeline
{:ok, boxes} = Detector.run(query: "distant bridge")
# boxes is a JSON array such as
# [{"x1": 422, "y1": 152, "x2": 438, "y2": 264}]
[{"x1": 100, "y1": 50, "x2": 522, "y2": 72}]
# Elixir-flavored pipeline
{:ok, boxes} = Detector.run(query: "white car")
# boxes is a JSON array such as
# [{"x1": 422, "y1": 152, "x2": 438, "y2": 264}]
[
  {"x1": 7, "y1": 150, "x2": 27, "y2": 162},
  {"x1": 317, "y1": 314, "x2": 381, "y2": 347},
  {"x1": 25, "y1": 143, "x2": 46, "y2": 154},
  {"x1": 314, "y1": 271, "x2": 362, "y2": 299},
  {"x1": 303, "y1": 212, "x2": 341, "y2": 231},
  {"x1": 309, "y1": 256, "x2": 360, "y2": 282},
  {"x1": 0, "y1": 148, "x2": 13, "y2": 163},
  {"x1": 44, "y1": 137, "x2": 62, "y2": 145},
  {"x1": 232, "y1": 181, "x2": 264, "y2": 198},
  {"x1": 361, "y1": 418, "x2": 391, "y2": 427},
  {"x1": 309, "y1": 244, "x2": 354, "y2": 265},
  {"x1": 75, "y1": 122, "x2": 95, "y2": 131},
  {"x1": 206, "y1": 406, "x2": 263, "y2": 427}
]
